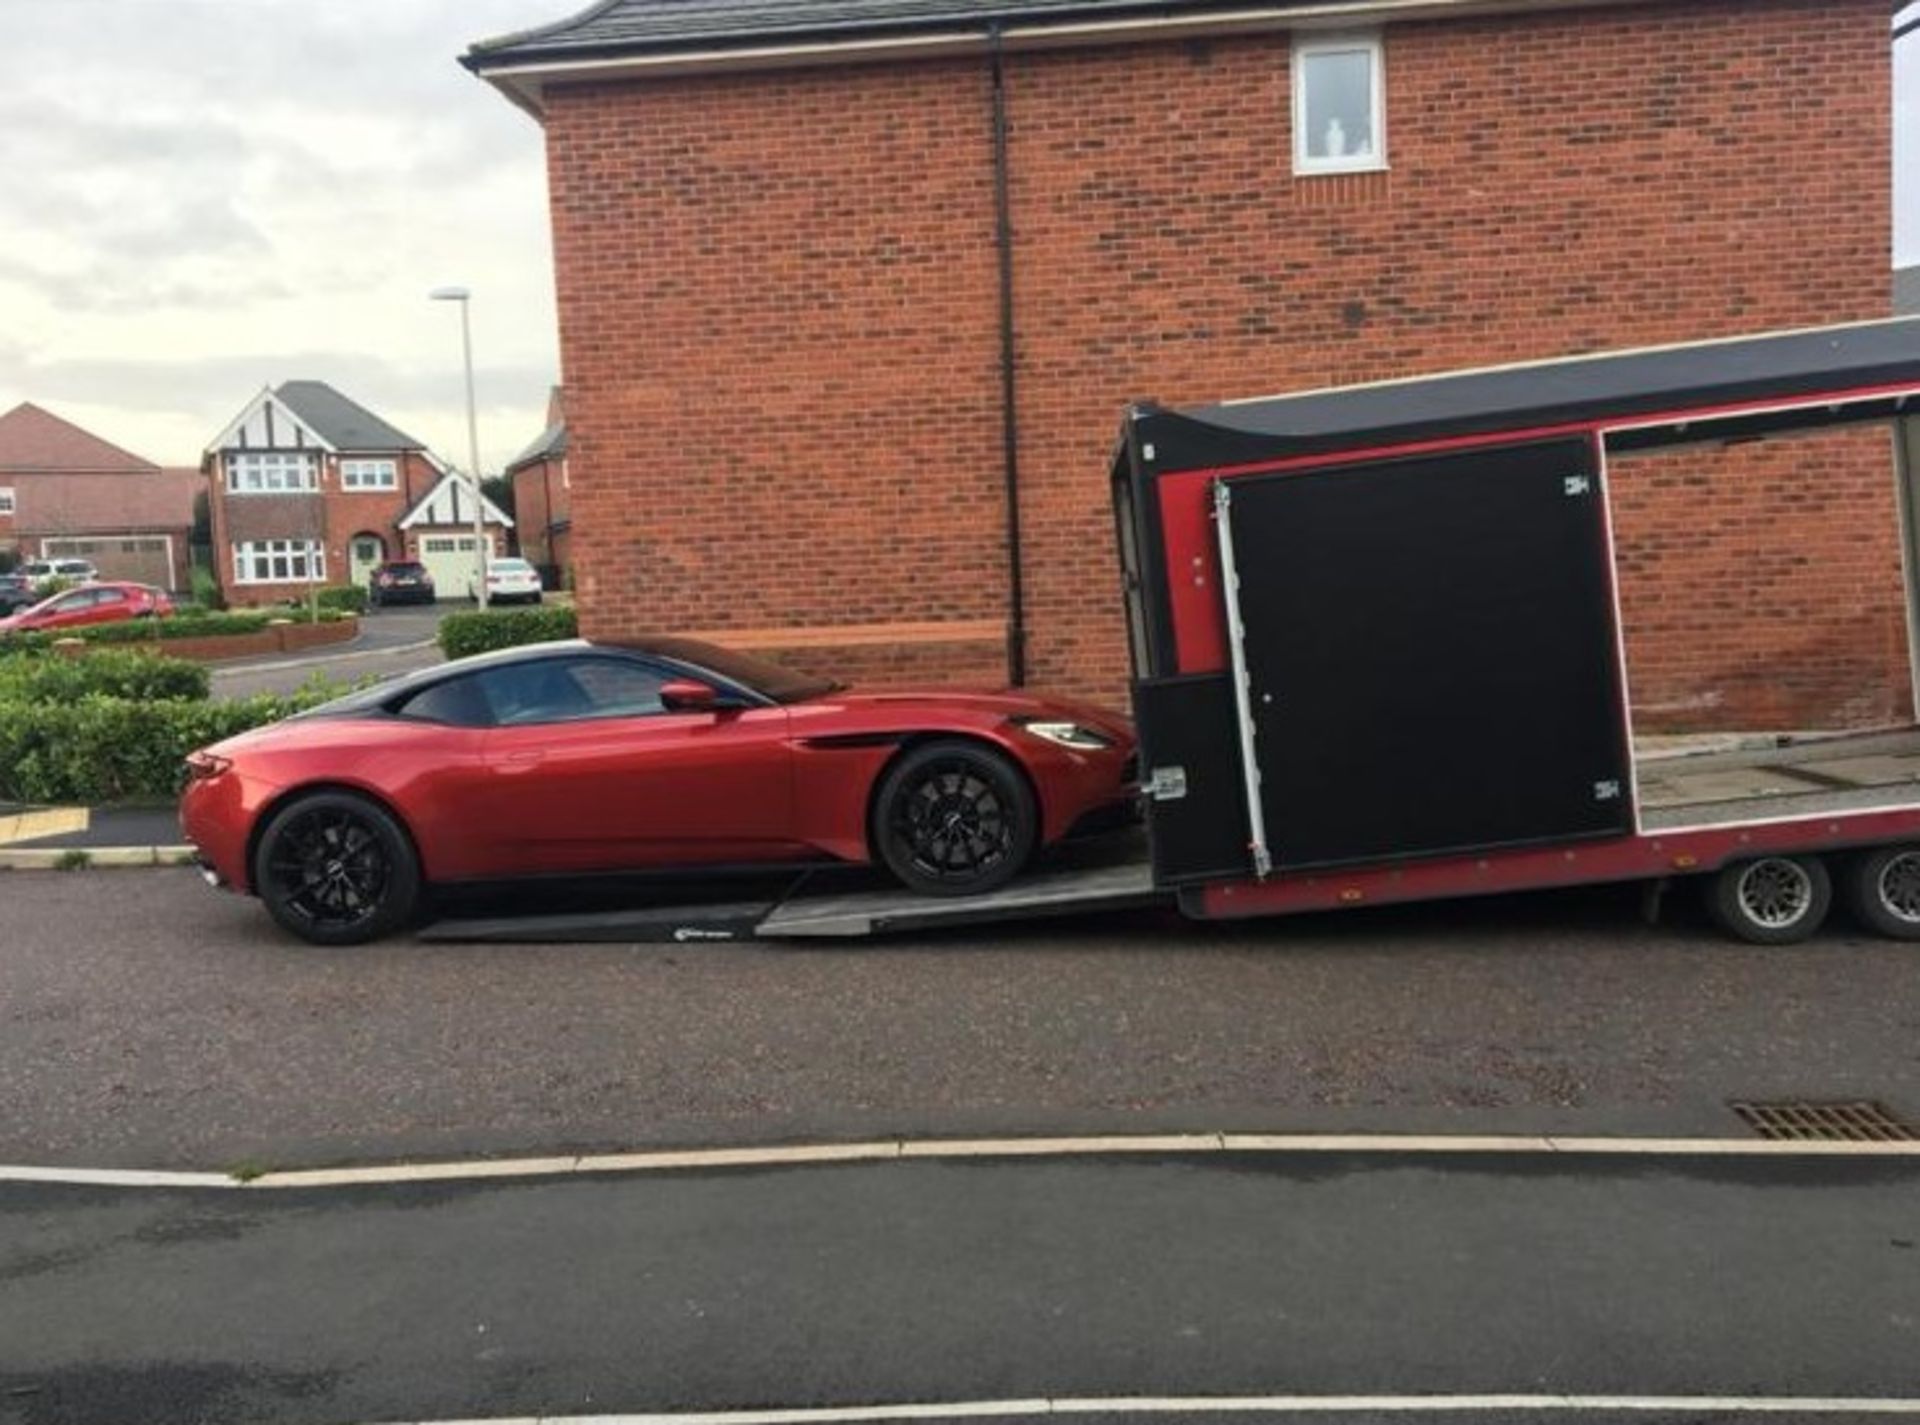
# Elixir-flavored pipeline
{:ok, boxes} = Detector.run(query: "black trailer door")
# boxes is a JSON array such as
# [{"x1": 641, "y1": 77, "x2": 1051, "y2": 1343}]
[{"x1": 1221, "y1": 437, "x2": 1633, "y2": 870}]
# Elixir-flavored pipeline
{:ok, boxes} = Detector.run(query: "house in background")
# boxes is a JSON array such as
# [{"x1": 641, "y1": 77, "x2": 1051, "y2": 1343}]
[
  {"x1": 467, "y1": 0, "x2": 1899, "y2": 726},
  {"x1": 1899, "y1": 266, "x2": 1919, "y2": 316},
  {"x1": 506, "y1": 388, "x2": 570, "y2": 584},
  {"x1": 0, "y1": 402, "x2": 198, "y2": 590},
  {"x1": 205, "y1": 381, "x2": 511, "y2": 605}
]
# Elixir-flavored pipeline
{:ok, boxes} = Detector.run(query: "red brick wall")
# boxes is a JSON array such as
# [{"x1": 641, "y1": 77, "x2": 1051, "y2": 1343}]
[
  {"x1": 512, "y1": 455, "x2": 572, "y2": 572},
  {"x1": 545, "y1": 0, "x2": 1898, "y2": 726}
]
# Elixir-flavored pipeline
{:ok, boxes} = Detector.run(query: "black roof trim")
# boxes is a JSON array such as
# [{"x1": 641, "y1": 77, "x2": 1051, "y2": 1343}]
[
  {"x1": 467, "y1": 0, "x2": 1410, "y2": 69},
  {"x1": 1128, "y1": 317, "x2": 1920, "y2": 475}
]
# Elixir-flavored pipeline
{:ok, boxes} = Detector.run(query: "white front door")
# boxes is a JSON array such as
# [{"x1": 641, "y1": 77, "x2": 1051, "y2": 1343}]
[
  {"x1": 349, "y1": 535, "x2": 384, "y2": 586},
  {"x1": 417, "y1": 534, "x2": 483, "y2": 600}
]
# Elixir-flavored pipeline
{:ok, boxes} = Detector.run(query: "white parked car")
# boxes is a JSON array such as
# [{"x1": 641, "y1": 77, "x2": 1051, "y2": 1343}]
[
  {"x1": 19, "y1": 558, "x2": 99, "y2": 591},
  {"x1": 472, "y1": 557, "x2": 544, "y2": 606}
]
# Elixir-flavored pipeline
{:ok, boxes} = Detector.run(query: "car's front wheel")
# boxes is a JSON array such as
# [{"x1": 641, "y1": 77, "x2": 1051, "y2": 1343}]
[
  {"x1": 254, "y1": 790, "x2": 422, "y2": 945},
  {"x1": 874, "y1": 739, "x2": 1037, "y2": 897}
]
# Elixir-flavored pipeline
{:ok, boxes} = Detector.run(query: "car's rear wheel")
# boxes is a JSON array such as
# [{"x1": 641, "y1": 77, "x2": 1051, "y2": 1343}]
[
  {"x1": 874, "y1": 739, "x2": 1037, "y2": 897},
  {"x1": 254, "y1": 791, "x2": 421, "y2": 946}
]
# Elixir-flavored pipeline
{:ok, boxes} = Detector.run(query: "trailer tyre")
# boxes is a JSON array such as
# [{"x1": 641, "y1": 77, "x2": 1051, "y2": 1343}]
[
  {"x1": 1705, "y1": 855, "x2": 1831, "y2": 945},
  {"x1": 1838, "y1": 845, "x2": 1920, "y2": 940}
]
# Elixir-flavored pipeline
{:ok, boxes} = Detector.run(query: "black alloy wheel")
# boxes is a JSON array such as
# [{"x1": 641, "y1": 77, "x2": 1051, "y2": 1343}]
[
  {"x1": 254, "y1": 791, "x2": 421, "y2": 945},
  {"x1": 874, "y1": 739, "x2": 1037, "y2": 897}
]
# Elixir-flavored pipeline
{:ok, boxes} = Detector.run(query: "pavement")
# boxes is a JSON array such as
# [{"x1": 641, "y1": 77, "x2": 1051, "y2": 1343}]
[
  {"x1": 4, "y1": 866, "x2": 1920, "y2": 1172},
  {"x1": 3, "y1": 1151, "x2": 1918, "y2": 1425}
]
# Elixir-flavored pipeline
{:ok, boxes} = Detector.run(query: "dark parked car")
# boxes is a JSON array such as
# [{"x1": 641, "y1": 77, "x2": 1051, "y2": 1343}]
[
  {"x1": 369, "y1": 560, "x2": 436, "y2": 607},
  {"x1": 0, "y1": 571, "x2": 37, "y2": 615}
]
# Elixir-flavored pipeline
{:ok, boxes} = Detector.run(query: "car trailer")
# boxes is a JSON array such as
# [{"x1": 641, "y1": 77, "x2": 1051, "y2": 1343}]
[{"x1": 428, "y1": 316, "x2": 1920, "y2": 947}]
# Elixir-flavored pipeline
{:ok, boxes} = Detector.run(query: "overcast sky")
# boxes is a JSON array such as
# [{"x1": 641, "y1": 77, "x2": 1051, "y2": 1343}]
[{"x1": 2, "y1": 0, "x2": 1918, "y2": 474}]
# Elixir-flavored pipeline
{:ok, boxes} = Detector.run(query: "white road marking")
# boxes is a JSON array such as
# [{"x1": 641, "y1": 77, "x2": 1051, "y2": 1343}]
[
  {"x1": 3, "y1": 1130, "x2": 1918, "y2": 1192},
  {"x1": 361, "y1": 1393, "x2": 1920, "y2": 1424}
]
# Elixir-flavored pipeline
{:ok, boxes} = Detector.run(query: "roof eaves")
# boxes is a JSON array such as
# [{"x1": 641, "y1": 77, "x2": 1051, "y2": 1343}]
[{"x1": 465, "y1": 0, "x2": 1661, "y2": 109}]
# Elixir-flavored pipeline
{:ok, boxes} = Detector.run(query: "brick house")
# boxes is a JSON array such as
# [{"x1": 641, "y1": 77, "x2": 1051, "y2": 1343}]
[
  {"x1": 506, "y1": 388, "x2": 572, "y2": 583},
  {"x1": 467, "y1": 0, "x2": 1898, "y2": 727},
  {"x1": 205, "y1": 381, "x2": 511, "y2": 605},
  {"x1": 0, "y1": 402, "x2": 199, "y2": 590}
]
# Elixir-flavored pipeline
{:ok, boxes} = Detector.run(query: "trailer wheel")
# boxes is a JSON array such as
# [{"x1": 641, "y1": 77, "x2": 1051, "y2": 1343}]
[
  {"x1": 1705, "y1": 855, "x2": 1831, "y2": 945},
  {"x1": 1838, "y1": 845, "x2": 1920, "y2": 940}
]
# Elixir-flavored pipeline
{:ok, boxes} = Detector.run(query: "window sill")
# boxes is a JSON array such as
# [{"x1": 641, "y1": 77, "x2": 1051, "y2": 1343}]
[{"x1": 1293, "y1": 159, "x2": 1390, "y2": 178}]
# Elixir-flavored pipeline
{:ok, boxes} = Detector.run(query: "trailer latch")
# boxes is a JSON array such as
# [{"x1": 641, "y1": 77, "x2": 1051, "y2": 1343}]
[{"x1": 1145, "y1": 765, "x2": 1188, "y2": 801}]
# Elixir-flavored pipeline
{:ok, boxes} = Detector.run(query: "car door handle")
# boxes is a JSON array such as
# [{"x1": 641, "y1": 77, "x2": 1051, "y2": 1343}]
[{"x1": 500, "y1": 750, "x2": 546, "y2": 773}]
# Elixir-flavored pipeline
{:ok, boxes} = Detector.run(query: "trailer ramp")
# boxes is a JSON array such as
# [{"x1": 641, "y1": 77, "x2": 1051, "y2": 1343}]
[
  {"x1": 757, "y1": 858, "x2": 1162, "y2": 938},
  {"x1": 418, "y1": 832, "x2": 1162, "y2": 944}
]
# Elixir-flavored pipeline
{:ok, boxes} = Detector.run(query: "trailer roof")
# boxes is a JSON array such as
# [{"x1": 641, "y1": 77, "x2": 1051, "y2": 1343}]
[{"x1": 1128, "y1": 316, "x2": 1920, "y2": 474}]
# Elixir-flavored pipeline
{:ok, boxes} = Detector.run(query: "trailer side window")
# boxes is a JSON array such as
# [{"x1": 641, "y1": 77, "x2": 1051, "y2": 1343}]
[{"x1": 1292, "y1": 32, "x2": 1386, "y2": 175}]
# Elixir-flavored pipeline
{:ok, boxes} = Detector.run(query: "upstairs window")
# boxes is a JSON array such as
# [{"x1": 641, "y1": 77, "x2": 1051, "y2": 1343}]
[
  {"x1": 1293, "y1": 32, "x2": 1386, "y2": 175},
  {"x1": 227, "y1": 451, "x2": 318, "y2": 494},
  {"x1": 0, "y1": 487, "x2": 14, "y2": 515},
  {"x1": 341, "y1": 458, "x2": 398, "y2": 491}
]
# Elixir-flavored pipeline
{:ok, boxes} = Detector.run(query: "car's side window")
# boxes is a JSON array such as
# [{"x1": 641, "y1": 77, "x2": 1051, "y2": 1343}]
[
  {"x1": 396, "y1": 674, "x2": 497, "y2": 728},
  {"x1": 483, "y1": 657, "x2": 668, "y2": 727},
  {"x1": 566, "y1": 659, "x2": 668, "y2": 718}
]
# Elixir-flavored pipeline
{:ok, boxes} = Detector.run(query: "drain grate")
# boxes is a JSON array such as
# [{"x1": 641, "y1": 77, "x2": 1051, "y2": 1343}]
[{"x1": 1730, "y1": 1099, "x2": 1917, "y2": 1142}]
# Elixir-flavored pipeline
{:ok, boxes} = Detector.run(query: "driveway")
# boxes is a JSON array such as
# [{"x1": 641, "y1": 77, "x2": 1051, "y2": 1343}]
[{"x1": 208, "y1": 604, "x2": 448, "y2": 698}]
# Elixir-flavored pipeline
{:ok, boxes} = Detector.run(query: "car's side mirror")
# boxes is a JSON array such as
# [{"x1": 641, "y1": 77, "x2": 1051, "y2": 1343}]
[{"x1": 660, "y1": 678, "x2": 722, "y2": 713}]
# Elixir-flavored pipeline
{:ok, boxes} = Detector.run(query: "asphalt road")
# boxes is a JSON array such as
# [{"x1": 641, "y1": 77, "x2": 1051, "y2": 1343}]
[
  {"x1": 3, "y1": 1151, "x2": 1918, "y2": 1425},
  {"x1": 209, "y1": 605, "x2": 446, "y2": 698},
  {"x1": 4, "y1": 867, "x2": 1919, "y2": 1171}
]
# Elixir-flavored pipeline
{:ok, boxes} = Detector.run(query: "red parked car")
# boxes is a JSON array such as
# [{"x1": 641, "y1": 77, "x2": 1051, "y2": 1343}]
[
  {"x1": 0, "y1": 581, "x2": 174, "y2": 635},
  {"x1": 181, "y1": 637, "x2": 1138, "y2": 944}
]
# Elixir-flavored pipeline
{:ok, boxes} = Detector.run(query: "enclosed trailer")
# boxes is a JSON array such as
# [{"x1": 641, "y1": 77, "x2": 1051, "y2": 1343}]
[{"x1": 1112, "y1": 316, "x2": 1920, "y2": 944}]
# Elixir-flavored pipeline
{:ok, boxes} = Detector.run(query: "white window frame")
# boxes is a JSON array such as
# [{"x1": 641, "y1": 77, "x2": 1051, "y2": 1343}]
[
  {"x1": 225, "y1": 452, "x2": 319, "y2": 495},
  {"x1": 0, "y1": 487, "x2": 14, "y2": 515},
  {"x1": 232, "y1": 538, "x2": 326, "y2": 585},
  {"x1": 1292, "y1": 31, "x2": 1387, "y2": 176},
  {"x1": 340, "y1": 458, "x2": 399, "y2": 491}
]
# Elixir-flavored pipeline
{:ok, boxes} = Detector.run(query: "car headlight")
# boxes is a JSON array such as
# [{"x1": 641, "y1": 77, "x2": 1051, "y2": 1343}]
[{"x1": 1017, "y1": 719, "x2": 1114, "y2": 750}]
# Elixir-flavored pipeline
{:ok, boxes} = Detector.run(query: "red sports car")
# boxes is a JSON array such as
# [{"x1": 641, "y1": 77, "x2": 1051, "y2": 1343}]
[
  {"x1": 0, "y1": 581, "x2": 174, "y2": 635},
  {"x1": 182, "y1": 637, "x2": 1137, "y2": 944}
]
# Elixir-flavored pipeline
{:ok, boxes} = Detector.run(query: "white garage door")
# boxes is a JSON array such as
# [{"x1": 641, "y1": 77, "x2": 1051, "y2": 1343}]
[
  {"x1": 417, "y1": 535, "x2": 483, "y2": 600},
  {"x1": 44, "y1": 536, "x2": 175, "y2": 590}
]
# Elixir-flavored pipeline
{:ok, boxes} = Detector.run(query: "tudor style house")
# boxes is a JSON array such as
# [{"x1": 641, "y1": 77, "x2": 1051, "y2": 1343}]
[
  {"x1": 466, "y1": 0, "x2": 1898, "y2": 728},
  {"x1": 205, "y1": 381, "x2": 511, "y2": 606},
  {"x1": 0, "y1": 402, "x2": 198, "y2": 589}
]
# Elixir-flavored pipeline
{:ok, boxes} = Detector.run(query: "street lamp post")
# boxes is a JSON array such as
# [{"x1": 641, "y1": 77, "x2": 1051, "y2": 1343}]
[{"x1": 430, "y1": 285, "x2": 489, "y2": 609}]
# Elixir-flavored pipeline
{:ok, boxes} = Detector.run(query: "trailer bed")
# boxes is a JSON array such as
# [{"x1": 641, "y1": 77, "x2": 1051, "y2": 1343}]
[{"x1": 1637, "y1": 727, "x2": 1920, "y2": 832}]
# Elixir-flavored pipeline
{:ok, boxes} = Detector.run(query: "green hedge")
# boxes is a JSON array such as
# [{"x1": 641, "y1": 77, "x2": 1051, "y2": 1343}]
[
  {"x1": 0, "y1": 649, "x2": 210, "y2": 704},
  {"x1": 0, "y1": 694, "x2": 321, "y2": 803},
  {"x1": 0, "y1": 606, "x2": 351, "y2": 655},
  {"x1": 312, "y1": 585, "x2": 369, "y2": 615},
  {"x1": 439, "y1": 605, "x2": 578, "y2": 661}
]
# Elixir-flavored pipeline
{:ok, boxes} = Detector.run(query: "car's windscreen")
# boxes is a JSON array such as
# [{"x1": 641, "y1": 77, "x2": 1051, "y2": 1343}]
[{"x1": 642, "y1": 636, "x2": 838, "y2": 704}]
